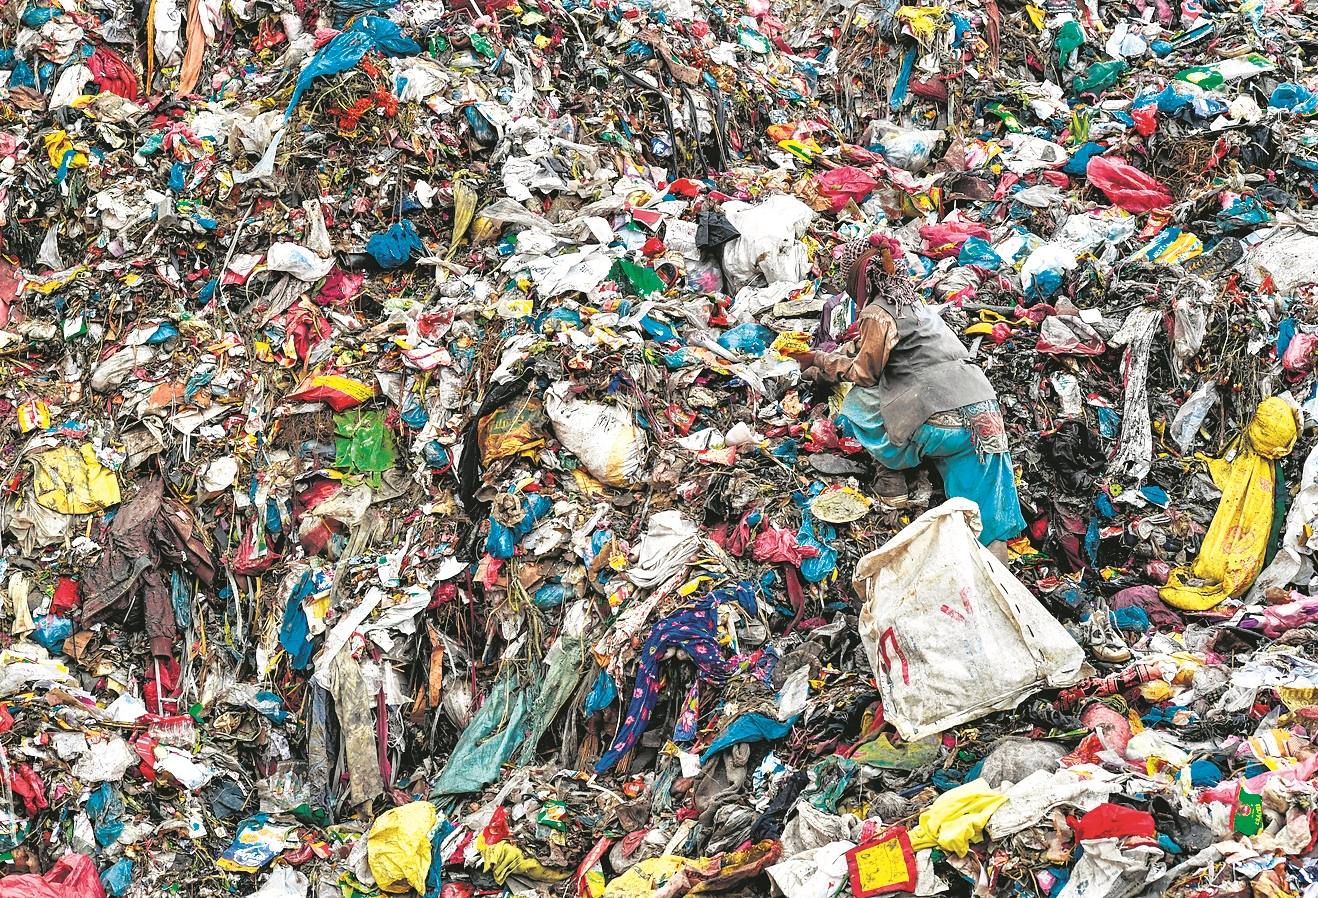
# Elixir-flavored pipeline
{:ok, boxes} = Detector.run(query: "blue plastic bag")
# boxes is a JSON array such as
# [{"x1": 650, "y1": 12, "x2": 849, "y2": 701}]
[
  {"x1": 101, "y1": 858, "x2": 133, "y2": 896},
  {"x1": 31, "y1": 614, "x2": 73, "y2": 653},
  {"x1": 87, "y1": 784, "x2": 126, "y2": 848},
  {"x1": 717, "y1": 322, "x2": 776, "y2": 355},
  {"x1": 485, "y1": 521, "x2": 517, "y2": 558},
  {"x1": 285, "y1": 16, "x2": 420, "y2": 116},
  {"x1": 583, "y1": 670, "x2": 618, "y2": 715},
  {"x1": 366, "y1": 219, "x2": 425, "y2": 269},
  {"x1": 958, "y1": 236, "x2": 1002, "y2": 268},
  {"x1": 533, "y1": 582, "x2": 566, "y2": 608},
  {"x1": 1270, "y1": 83, "x2": 1318, "y2": 116},
  {"x1": 797, "y1": 517, "x2": 837, "y2": 583}
]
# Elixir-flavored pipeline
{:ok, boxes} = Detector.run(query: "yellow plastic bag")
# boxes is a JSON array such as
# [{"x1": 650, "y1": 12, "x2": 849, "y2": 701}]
[
  {"x1": 478, "y1": 395, "x2": 546, "y2": 463},
  {"x1": 908, "y1": 778, "x2": 1007, "y2": 856},
  {"x1": 31, "y1": 444, "x2": 122, "y2": 514},
  {"x1": 1161, "y1": 397, "x2": 1298, "y2": 611},
  {"x1": 43, "y1": 130, "x2": 88, "y2": 170},
  {"x1": 770, "y1": 330, "x2": 811, "y2": 356},
  {"x1": 476, "y1": 835, "x2": 570, "y2": 885},
  {"x1": 448, "y1": 171, "x2": 478, "y2": 258},
  {"x1": 602, "y1": 856, "x2": 691, "y2": 898},
  {"x1": 895, "y1": 4, "x2": 946, "y2": 41},
  {"x1": 367, "y1": 801, "x2": 437, "y2": 894}
]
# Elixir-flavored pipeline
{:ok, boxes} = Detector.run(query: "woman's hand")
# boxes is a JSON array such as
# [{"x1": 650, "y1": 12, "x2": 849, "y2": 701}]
[{"x1": 786, "y1": 350, "x2": 817, "y2": 367}]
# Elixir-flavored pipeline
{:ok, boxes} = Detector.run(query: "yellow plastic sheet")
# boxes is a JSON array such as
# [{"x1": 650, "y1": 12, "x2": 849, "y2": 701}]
[
  {"x1": 31, "y1": 444, "x2": 122, "y2": 514},
  {"x1": 1161, "y1": 397, "x2": 1298, "y2": 611},
  {"x1": 366, "y1": 801, "x2": 437, "y2": 894},
  {"x1": 908, "y1": 778, "x2": 1007, "y2": 856}
]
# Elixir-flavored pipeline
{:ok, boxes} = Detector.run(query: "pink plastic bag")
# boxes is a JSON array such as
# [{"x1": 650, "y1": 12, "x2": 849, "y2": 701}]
[
  {"x1": 751, "y1": 526, "x2": 820, "y2": 565},
  {"x1": 1086, "y1": 155, "x2": 1172, "y2": 213},
  {"x1": 1282, "y1": 332, "x2": 1318, "y2": 374},
  {"x1": 812, "y1": 167, "x2": 878, "y2": 212},
  {"x1": 919, "y1": 221, "x2": 991, "y2": 259},
  {"x1": 0, "y1": 854, "x2": 106, "y2": 898}
]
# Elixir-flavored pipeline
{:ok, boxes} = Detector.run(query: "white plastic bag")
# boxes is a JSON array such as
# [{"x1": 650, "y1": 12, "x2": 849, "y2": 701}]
[
  {"x1": 865, "y1": 121, "x2": 944, "y2": 171},
  {"x1": 1253, "y1": 442, "x2": 1318, "y2": 596},
  {"x1": 546, "y1": 383, "x2": 646, "y2": 487},
  {"x1": 266, "y1": 242, "x2": 334, "y2": 281},
  {"x1": 720, "y1": 195, "x2": 813, "y2": 293},
  {"x1": 1168, "y1": 380, "x2": 1218, "y2": 452},
  {"x1": 767, "y1": 841, "x2": 853, "y2": 898},
  {"x1": 855, "y1": 499, "x2": 1084, "y2": 740},
  {"x1": 626, "y1": 509, "x2": 699, "y2": 588},
  {"x1": 251, "y1": 866, "x2": 311, "y2": 898}
]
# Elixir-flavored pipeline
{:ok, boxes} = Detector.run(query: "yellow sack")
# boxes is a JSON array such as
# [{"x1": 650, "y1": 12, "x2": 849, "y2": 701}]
[
  {"x1": 908, "y1": 778, "x2": 1007, "y2": 856},
  {"x1": 31, "y1": 444, "x2": 122, "y2": 514},
  {"x1": 1161, "y1": 397, "x2": 1298, "y2": 611},
  {"x1": 367, "y1": 801, "x2": 437, "y2": 894}
]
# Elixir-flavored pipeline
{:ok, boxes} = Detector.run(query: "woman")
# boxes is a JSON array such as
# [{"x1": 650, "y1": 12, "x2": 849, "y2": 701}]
[{"x1": 791, "y1": 235, "x2": 1026, "y2": 554}]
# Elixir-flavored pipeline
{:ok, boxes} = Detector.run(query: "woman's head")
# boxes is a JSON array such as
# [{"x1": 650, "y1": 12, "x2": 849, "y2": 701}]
[{"x1": 839, "y1": 235, "x2": 904, "y2": 306}]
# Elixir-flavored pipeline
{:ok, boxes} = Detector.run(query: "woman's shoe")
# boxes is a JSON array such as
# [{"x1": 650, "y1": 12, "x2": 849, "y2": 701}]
[{"x1": 873, "y1": 469, "x2": 910, "y2": 508}]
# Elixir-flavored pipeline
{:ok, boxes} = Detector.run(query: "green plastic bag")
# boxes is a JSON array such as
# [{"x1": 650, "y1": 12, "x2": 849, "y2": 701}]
[
  {"x1": 609, "y1": 258, "x2": 665, "y2": 298},
  {"x1": 1072, "y1": 59, "x2": 1127, "y2": 95},
  {"x1": 1055, "y1": 20, "x2": 1085, "y2": 69},
  {"x1": 335, "y1": 409, "x2": 397, "y2": 481}
]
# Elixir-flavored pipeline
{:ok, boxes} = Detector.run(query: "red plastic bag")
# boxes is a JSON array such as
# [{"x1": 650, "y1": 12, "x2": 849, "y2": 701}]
[
  {"x1": 919, "y1": 221, "x2": 992, "y2": 259},
  {"x1": 1086, "y1": 155, "x2": 1172, "y2": 213},
  {"x1": 1069, "y1": 803, "x2": 1156, "y2": 842},
  {"x1": 231, "y1": 520, "x2": 281, "y2": 575},
  {"x1": 0, "y1": 854, "x2": 106, "y2": 898},
  {"x1": 87, "y1": 47, "x2": 139, "y2": 101},
  {"x1": 7, "y1": 763, "x2": 47, "y2": 816},
  {"x1": 812, "y1": 167, "x2": 879, "y2": 212},
  {"x1": 50, "y1": 577, "x2": 79, "y2": 614},
  {"x1": 1132, "y1": 106, "x2": 1157, "y2": 137},
  {"x1": 751, "y1": 527, "x2": 820, "y2": 565}
]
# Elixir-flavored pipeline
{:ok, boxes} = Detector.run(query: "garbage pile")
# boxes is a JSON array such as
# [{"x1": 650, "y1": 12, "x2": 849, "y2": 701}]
[{"x1": 3, "y1": 0, "x2": 1318, "y2": 893}]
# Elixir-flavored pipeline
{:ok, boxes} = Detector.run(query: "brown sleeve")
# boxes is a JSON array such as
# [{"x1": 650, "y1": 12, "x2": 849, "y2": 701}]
[{"x1": 811, "y1": 309, "x2": 897, "y2": 386}]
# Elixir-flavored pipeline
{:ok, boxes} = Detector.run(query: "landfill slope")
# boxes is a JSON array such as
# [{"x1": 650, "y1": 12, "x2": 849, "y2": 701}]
[{"x1": 3, "y1": 0, "x2": 1318, "y2": 896}]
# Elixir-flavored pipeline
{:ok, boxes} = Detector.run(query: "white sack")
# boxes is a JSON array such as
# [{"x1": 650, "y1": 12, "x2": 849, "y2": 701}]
[{"x1": 855, "y1": 499, "x2": 1084, "y2": 740}]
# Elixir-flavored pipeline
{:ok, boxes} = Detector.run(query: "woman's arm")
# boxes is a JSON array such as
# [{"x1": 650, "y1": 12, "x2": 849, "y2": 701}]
[{"x1": 795, "y1": 310, "x2": 897, "y2": 386}]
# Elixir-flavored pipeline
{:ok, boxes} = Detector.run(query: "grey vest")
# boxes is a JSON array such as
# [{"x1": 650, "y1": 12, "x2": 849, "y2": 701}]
[{"x1": 865, "y1": 295, "x2": 996, "y2": 445}]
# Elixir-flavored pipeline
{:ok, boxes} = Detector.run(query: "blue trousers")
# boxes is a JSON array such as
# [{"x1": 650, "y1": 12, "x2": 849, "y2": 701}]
[{"x1": 837, "y1": 394, "x2": 1026, "y2": 545}]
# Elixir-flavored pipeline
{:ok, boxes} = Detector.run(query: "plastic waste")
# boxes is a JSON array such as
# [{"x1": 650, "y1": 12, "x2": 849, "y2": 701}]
[{"x1": 1086, "y1": 156, "x2": 1173, "y2": 213}]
